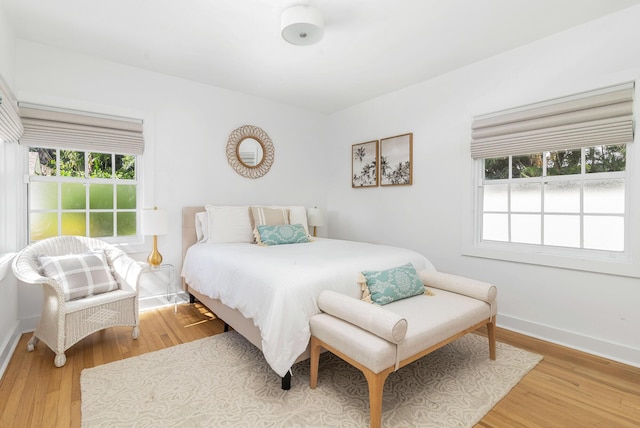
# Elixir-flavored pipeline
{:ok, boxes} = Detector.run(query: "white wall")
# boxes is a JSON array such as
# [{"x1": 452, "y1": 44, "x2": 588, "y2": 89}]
[
  {"x1": 325, "y1": 6, "x2": 640, "y2": 366},
  {"x1": 2, "y1": 4, "x2": 640, "y2": 377},
  {"x1": 0, "y1": 0, "x2": 21, "y2": 379},
  {"x1": 0, "y1": 1, "x2": 13, "y2": 82},
  {"x1": 12, "y1": 40, "x2": 328, "y2": 321}
]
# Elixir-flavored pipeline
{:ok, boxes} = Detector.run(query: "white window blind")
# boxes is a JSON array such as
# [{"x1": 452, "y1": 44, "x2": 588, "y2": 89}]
[
  {"x1": 470, "y1": 82, "x2": 634, "y2": 159},
  {"x1": 19, "y1": 103, "x2": 144, "y2": 155},
  {"x1": 0, "y1": 73, "x2": 24, "y2": 142}
]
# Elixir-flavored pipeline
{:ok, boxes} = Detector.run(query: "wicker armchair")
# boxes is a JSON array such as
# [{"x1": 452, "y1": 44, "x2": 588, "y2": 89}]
[{"x1": 12, "y1": 236, "x2": 142, "y2": 367}]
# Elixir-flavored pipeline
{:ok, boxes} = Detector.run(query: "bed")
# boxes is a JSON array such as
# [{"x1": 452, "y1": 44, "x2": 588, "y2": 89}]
[{"x1": 181, "y1": 205, "x2": 434, "y2": 388}]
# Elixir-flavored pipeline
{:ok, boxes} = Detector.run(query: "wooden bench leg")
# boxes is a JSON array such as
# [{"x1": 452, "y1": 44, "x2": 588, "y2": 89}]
[
  {"x1": 310, "y1": 336, "x2": 321, "y2": 389},
  {"x1": 310, "y1": 336, "x2": 391, "y2": 427},
  {"x1": 487, "y1": 319, "x2": 496, "y2": 360},
  {"x1": 363, "y1": 368, "x2": 392, "y2": 428}
]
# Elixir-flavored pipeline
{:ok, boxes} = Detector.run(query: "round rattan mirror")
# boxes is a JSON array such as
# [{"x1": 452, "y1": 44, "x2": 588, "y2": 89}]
[{"x1": 226, "y1": 125, "x2": 275, "y2": 179}]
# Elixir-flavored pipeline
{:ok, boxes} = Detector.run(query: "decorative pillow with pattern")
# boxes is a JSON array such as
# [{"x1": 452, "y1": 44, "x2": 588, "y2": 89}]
[
  {"x1": 38, "y1": 251, "x2": 119, "y2": 301},
  {"x1": 254, "y1": 224, "x2": 310, "y2": 246},
  {"x1": 360, "y1": 262, "x2": 429, "y2": 305}
]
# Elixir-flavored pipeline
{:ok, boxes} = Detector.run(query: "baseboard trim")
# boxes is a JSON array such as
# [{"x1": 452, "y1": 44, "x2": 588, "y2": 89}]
[
  {"x1": 498, "y1": 314, "x2": 640, "y2": 368},
  {"x1": 0, "y1": 321, "x2": 21, "y2": 381},
  {"x1": 0, "y1": 316, "x2": 38, "y2": 381}
]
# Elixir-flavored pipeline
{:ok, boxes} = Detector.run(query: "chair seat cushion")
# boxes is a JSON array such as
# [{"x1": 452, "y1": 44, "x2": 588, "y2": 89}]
[
  {"x1": 64, "y1": 288, "x2": 136, "y2": 312},
  {"x1": 39, "y1": 251, "x2": 119, "y2": 301}
]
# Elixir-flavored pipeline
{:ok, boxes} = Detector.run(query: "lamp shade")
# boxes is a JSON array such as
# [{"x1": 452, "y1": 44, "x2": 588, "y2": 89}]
[
  {"x1": 140, "y1": 208, "x2": 168, "y2": 236},
  {"x1": 307, "y1": 207, "x2": 325, "y2": 227},
  {"x1": 281, "y1": 5, "x2": 324, "y2": 45}
]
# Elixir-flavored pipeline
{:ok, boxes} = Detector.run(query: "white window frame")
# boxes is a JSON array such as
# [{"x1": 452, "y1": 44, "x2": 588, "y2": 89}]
[
  {"x1": 26, "y1": 149, "x2": 140, "y2": 244},
  {"x1": 1, "y1": 140, "x2": 20, "y2": 253},
  {"x1": 13, "y1": 95, "x2": 154, "y2": 252},
  {"x1": 462, "y1": 143, "x2": 640, "y2": 278}
]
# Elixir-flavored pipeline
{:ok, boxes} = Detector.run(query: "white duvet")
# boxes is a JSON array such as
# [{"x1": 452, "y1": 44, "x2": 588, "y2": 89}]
[{"x1": 181, "y1": 238, "x2": 434, "y2": 377}]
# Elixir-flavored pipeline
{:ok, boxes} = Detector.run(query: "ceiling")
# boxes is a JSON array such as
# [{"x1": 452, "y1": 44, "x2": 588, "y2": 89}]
[{"x1": 3, "y1": 0, "x2": 640, "y2": 114}]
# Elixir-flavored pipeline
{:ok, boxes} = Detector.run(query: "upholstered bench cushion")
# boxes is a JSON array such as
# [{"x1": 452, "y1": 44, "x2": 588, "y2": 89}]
[
  {"x1": 419, "y1": 270, "x2": 497, "y2": 303},
  {"x1": 382, "y1": 291, "x2": 494, "y2": 361},
  {"x1": 310, "y1": 313, "x2": 397, "y2": 374},
  {"x1": 311, "y1": 281, "x2": 497, "y2": 371},
  {"x1": 317, "y1": 290, "x2": 407, "y2": 343},
  {"x1": 310, "y1": 271, "x2": 498, "y2": 428}
]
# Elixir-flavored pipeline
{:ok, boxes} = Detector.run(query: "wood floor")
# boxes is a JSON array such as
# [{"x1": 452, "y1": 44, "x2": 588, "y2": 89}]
[{"x1": 0, "y1": 304, "x2": 638, "y2": 428}]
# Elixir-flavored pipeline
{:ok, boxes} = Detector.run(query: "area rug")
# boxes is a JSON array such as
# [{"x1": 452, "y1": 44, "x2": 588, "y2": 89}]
[{"x1": 81, "y1": 331, "x2": 542, "y2": 427}]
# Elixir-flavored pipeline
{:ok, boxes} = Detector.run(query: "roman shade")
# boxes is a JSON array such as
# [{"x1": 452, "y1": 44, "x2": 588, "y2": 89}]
[
  {"x1": 19, "y1": 103, "x2": 144, "y2": 155},
  {"x1": 470, "y1": 82, "x2": 635, "y2": 159},
  {"x1": 0, "y1": 73, "x2": 24, "y2": 142}
]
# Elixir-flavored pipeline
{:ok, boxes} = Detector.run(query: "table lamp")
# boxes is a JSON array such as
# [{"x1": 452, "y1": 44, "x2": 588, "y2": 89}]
[
  {"x1": 140, "y1": 207, "x2": 168, "y2": 267},
  {"x1": 307, "y1": 206, "x2": 325, "y2": 237}
]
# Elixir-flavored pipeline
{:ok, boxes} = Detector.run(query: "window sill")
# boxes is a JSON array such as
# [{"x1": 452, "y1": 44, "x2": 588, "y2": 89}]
[{"x1": 461, "y1": 242, "x2": 640, "y2": 278}]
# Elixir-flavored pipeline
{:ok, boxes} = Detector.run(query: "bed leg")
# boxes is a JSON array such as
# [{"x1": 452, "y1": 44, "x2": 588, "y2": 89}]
[
  {"x1": 281, "y1": 370, "x2": 291, "y2": 390},
  {"x1": 189, "y1": 293, "x2": 196, "y2": 304},
  {"x1": 224, "y1": 322, "x2": 229, "y2": 332}
]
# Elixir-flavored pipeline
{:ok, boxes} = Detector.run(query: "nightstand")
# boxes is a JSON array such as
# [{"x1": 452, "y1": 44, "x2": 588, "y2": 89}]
[{"x1": 138, "y1": 263, "x2": 178, "y2": 312}]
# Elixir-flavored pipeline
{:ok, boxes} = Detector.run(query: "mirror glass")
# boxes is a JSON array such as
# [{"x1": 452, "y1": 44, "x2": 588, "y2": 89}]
[{"x1": 237, "y1": 138, "x2": 264, "y2": 167}]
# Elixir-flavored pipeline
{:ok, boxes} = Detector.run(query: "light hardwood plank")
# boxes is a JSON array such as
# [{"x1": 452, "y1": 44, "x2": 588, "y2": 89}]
[
  {"x1": 0, "y1": 304, "x2": 638, "y2": 427},
  {"x1": 474, "y1": 326, "x2": 640, "y2": 427}
]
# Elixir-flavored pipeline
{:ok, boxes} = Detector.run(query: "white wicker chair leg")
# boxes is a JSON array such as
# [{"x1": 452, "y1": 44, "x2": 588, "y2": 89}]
[
  {"x1": 132, "y1": 326, "x2": 139, "y2": 339},
  {"x1": 54, "y1": 353, "x2": 66, "y2": 367},
  {"x1": 26, "y1": 336, "x2": 38, "y2": 352}
]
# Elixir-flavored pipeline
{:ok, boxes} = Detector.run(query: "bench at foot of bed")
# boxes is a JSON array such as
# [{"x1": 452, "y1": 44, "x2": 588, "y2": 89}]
[{"x1": 309, "y1": 271, "x2": 498, "y2": 428}]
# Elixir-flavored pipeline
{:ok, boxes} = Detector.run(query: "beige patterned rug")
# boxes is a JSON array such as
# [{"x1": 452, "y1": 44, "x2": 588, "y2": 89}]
[{"x1": 81, "y1": 331, "x2": 541, "y2": 427}]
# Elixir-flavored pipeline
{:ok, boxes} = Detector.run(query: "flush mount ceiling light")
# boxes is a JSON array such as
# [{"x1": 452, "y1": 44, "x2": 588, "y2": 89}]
[{"x1": 281, "y1": 5, "x2": 324, "y2": 45}]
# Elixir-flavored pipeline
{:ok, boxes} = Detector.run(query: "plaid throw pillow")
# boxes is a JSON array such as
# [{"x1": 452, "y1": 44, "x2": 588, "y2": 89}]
[{"x1": 38, "y1": 251, "x2": 119, "y2": 301}]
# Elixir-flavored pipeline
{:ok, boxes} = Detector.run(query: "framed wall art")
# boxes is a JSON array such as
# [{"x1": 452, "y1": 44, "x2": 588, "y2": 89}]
[
  {"x1": 352, "y1": 140, "x2": 378, "y2": 187},
  {"x1": 380, "y1": 133, "x2": 413, "y2": 186}
]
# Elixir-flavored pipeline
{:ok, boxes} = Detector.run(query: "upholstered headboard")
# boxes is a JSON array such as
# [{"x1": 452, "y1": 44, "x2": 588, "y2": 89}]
[{"x1": 182, "y1": 206, "x2": 205, "y2": 265}]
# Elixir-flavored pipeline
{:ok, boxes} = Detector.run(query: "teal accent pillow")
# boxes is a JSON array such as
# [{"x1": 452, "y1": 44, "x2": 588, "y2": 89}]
[
  {"x1": 361, "y1": 263, "x2": 425, "y2": 305},
  {"x1": 254, "y1": 223, "x2": 310, "y2": 246}
]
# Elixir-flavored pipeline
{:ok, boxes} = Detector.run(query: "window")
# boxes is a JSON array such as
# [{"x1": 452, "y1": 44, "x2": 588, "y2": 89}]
[
  {"x1": 27, "y1": 148, "x2": 137, "y2": 242},
  {"x1": 480, "y1": 144, "x2": 626, "y2": 252},
  {"x1": 467, "y1": 82, "x2": 636, "y2": 274},
  {"x1": 18, "y1": 103, "x2": 145, "y2": 243}
]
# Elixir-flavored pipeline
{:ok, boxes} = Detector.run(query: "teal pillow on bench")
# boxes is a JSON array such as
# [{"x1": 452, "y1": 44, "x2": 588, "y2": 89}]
[{"x1": 361, "y1": 262, "x2": 425, "y2": 305}]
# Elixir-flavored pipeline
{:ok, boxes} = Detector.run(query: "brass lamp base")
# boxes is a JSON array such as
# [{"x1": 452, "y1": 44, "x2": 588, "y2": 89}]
[{"x1": 147, "y1": 235, "x2": 163, "y2": 267}]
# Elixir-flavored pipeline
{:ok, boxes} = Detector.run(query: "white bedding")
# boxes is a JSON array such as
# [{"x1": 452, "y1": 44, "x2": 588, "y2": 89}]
[{"x1": 181, "y1": 238, "x2": 435, "y2": 377}]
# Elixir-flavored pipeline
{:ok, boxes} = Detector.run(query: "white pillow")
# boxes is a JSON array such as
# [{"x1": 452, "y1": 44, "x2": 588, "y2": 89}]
[
  {"x1": 38, "y1": 251, "x2": 119, "y2": 301},
  {"x1": 268, "y1": 205, "x2": 309, "y2": 234},
  {"x1": 205, "y1": 205, "x2": 253, "y2": 243},
  {"x1": 195, "y1": 211, "x2": 208, "y2": 242}
]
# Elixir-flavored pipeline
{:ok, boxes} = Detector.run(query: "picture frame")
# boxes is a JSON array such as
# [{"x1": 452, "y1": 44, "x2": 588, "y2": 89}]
[
  {"x1": 352, "y1": 140, "x2": 378, "y2": 187},
  {"x1": 380, "y1": 133, "x2": 413, "y2": 186}
]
